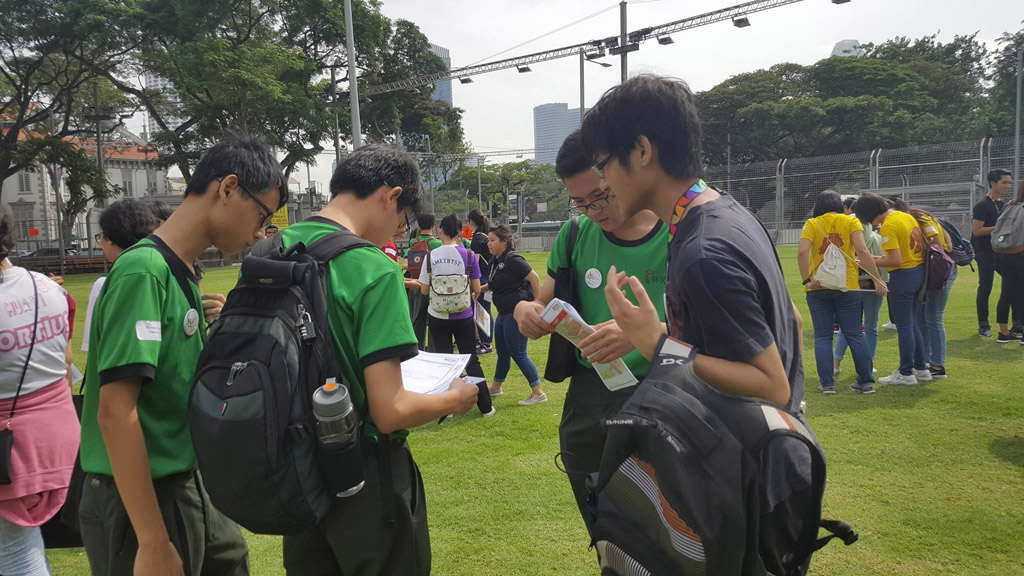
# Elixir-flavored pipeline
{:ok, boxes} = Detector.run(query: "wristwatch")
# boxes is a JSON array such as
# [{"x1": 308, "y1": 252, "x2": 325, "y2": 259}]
[{"x1": 802, "y1": 278, "x2": 812, "y2": 286}]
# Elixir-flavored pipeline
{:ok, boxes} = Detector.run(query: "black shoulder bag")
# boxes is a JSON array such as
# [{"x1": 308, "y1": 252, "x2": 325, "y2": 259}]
[
  {"x1": 543, "y1": 216, "x2": 581, "y2": 383},
  {"x1": 1, "y1": 271, "x2": 39, "y2": 485}
]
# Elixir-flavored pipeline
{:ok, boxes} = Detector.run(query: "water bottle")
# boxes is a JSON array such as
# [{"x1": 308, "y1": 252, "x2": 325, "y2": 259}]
[{"x1": 313, "y1": 381, "x2": 365, "y2": 497}]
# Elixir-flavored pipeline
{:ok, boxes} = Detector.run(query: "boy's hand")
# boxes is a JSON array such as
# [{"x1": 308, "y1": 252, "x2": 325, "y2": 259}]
[
  {"x1": 604, "y1": 266, "x2": 661, "y2": 360},
  {"x1": 579, "y1": 320, "x2": 635, "y2": 365},
  {"x1": 448, "y1": 378, "x2": 479, "y2": 415},
  {"x1": 514, "y1": 301, "x2": 554, "y2": 339}
]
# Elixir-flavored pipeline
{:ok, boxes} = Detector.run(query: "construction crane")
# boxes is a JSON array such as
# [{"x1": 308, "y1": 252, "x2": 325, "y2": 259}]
[{"x1": 359, "y1": 0, "x2": 811, "y2": 97}]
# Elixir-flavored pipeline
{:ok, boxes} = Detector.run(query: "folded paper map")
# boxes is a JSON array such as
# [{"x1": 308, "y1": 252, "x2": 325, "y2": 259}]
[{"x1": 541, "y1": 299, "x2": 638, "y2": 391}]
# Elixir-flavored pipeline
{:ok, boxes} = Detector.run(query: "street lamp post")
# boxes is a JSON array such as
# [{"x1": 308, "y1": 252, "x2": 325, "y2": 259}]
[
  {"x1": 343, "y1": 0, "x2": 362, "y2": 148},
  {"x1": 580, "y1": 52, "x2": 612, "y2": 125}
]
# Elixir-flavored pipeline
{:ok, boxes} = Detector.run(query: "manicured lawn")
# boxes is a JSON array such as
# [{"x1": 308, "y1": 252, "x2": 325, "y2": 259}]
[{"x1": 48, "y1": 247, "x2": 1024, "y2": 575}]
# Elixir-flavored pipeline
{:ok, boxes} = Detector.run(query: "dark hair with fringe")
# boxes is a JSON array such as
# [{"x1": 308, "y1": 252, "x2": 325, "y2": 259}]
[
  {"x1": 186, "y1": 138, "x2": 288, "y2": 209},
  {"x1": 852, "y1": 193, "x2": 890, "y2": 224},
  {"x1": 489, "y1": 224, "x2": 515, "y2": 251},
  {"x1": 330, "y1": 144, "x2": 425, "y2": 216},
  {"x1": 100, "y1": 199, "x2": 160, "y2": 250},
  {"x1": 812, "y1": 191, "x2": 844, "y2": 217},
  {"x1": 555, "y1": 130, "x2": 593, "y2": 179}
]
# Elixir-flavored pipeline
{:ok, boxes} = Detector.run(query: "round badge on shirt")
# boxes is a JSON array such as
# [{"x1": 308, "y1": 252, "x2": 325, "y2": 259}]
[
  {"x1": 183, "y1": 308, "x2": 200, "y2": 337},
  {"x1": 585, "y1": 268, "x2": 603, "y2": 289}
]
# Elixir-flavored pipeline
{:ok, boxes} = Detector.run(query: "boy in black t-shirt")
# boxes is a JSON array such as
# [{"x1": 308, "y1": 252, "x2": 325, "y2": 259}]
[
  {"x1": 972, "y1": 169, "x2": 1017, "y2": 337},
  {"x1": 580, "y1": 74, "x2": 804, "y2": 412}
]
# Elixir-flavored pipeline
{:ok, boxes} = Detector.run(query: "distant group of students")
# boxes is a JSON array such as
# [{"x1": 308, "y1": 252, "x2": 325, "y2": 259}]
[{"x1": 798, "y1": 169, "x2": 1024, "y2": 395}]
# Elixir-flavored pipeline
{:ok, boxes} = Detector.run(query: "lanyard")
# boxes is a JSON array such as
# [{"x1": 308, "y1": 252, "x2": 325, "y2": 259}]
[{"x1": 664, "y1": 180, "x2": 709, "y2": 332}]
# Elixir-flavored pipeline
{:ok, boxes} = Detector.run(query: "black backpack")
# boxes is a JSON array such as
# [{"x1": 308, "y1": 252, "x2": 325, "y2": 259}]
[
  {"x1": 543, "y1": 216, "x2": 581, "y2": 383},
  {"x1": 188, "y1": 224, "x2": 371, "y2": 535},
  {"x1": 939, "y1": 218, "x2": 975, "y2": 270},
  {"x1": 589, "y1": 335, "x2": 857, "y2": 576}
]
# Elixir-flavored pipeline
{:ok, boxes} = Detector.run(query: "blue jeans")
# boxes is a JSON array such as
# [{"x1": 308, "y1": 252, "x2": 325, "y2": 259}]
[
  {"x1": 917, "y1": 266, "x2": 956, "y2": 367},
  {"x1": 806, "y1": 290, "x2": 874, "y2": 388},
  {"x1": 888, "y1": 266, "x2": 927, "y2": 376},
  {"x1": 494, "y1": 313, "x2": 541, "y2": 387},
  {"x1": 834, "y1": 291, "x2": 884, "y2": 362},
  {"x1": 0, "y1": 516, "x2": 51, "y2": 576}
]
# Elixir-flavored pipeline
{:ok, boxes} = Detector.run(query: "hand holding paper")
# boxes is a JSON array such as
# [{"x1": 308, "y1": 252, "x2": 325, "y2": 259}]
[{"x1": 541, "y1": 298, "x2": 638, "y2": 391}]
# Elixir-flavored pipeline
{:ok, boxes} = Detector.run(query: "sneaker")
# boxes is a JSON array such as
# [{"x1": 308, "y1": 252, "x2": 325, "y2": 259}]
[
  {"x1": 818, "y1": 385, "x2": 836, "y2": 395},
  {"x1": 1011, "y1": 327, "x2": 1024, "y2": 338},
  {"x1": 882, "y1": 322, "x2": 897, "y2": 331},
  {"x1": 518, "y1": 392, "x2": 548, "y2": 406},
  {"x1": 996, "y1": 332, "x2": 1020, "y2": 343},
  {"x1": 833, "y1": 367, "x2": 841, "y2": 376},
  {"x1": 879, "y1": 370, "x2": 918, "y2": 386},
  {"x1": 873, "y1": 367, "x2": 878, "y2": 375},
  {"x1": 929, "y1": 365, "x2": 946, "y2": 379},
  {"x1": 850, "y1": 382, "x2": 876, "y2": 394},
  {"x1": 979, "y1": 327, "x2": 993, "y2": 337},
  {"x1": 482, "y1": 407, "x2": 496, "y2": 418},
  {"x1": 914, "y1": 369, "x2": 933, "y2": 382},
  {"x1": 487, "y1": 385, "x2": 503, "y2": 397}
]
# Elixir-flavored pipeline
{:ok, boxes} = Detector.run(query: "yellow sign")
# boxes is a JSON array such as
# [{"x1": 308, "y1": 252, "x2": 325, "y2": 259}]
[{"x1": 270, "y1": 205, "x2": 289, "y2": 229}]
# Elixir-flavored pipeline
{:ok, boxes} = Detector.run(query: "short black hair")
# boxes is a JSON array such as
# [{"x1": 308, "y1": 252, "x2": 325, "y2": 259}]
[
  {"x1": 330, "y1": 144, "x2": 425, "y2": 215},
  {"x1": 556, "y1": 130, "x2": 593, "y2": 179},
  {"x1": 417, "y1": 214, "x2": 436, "y2": 231},
  {"x1": 988, "y1": 169, "x2": 1012, "y2": 187},
  {"x1": 852, "y1": 193, "x2": 890, "y2": 224},
  {"x1": 438, "y1": 213, "x2": 461, "y2": 239},
  {"x1": 812, "y1": 191, "x2": 844, "y2": 217},
  {"x1": 186, "y1": 138, "x2": 288, "y2": 210},
  {"x1": 842, "y1": 196, "x2": 856, "y2": 210},
  {"x1": 581, "y1": 74, "x2": 703, "y2": 180},
  {"x1": 149, "y1": 201, "x2": 174, "y2": 222},
  {"x1": 100, "y1": 199, "x2": 160, "y2": 250}
]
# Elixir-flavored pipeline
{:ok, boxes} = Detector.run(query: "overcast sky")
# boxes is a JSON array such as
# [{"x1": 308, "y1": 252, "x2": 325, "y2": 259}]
[{"x1": 140, "y1": 0, "x2": 1024, "y2": 191}]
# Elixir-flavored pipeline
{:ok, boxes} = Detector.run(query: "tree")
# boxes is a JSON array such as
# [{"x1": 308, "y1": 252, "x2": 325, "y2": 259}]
[
  {"x1": 435, "y1": 160, "x2": 565, "y2": 223},
  {"x1": 987, "y1": 23, "x2": 1024, "y2": 137}
]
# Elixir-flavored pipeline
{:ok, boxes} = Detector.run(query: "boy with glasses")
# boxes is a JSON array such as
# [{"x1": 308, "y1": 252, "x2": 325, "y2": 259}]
[
  {"x1": 515, "y1": 130, "x2": 668, "y2": 538},
  {"x1": 79, "y1": 139, "x2": 287, "y2": 576},
  {"x1": 280, "y1": 144, "x2": 479, "y2": 576}
]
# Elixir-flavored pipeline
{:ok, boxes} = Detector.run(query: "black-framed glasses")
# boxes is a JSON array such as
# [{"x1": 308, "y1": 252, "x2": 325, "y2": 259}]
[
  {"x1": 570, "y1": 193, "x2": 612, "y2": 216},
  {"x1": 592, "y1": 154, "x2": 616, "y2": 179},
  {"x1": 220, "y1": 176, "x2": 274, "y2": 227},
  {"x1": 93, "y1": 232, "x2": 104, "y2": 243}
]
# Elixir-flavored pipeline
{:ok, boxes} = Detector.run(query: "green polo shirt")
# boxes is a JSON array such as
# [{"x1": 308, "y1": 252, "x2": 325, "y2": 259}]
[
  {"x1": 547, "y1": 217, "x2": 669, "y2": 378},
  {"x1": 284, "y1": 221, "x2": 419, "y2": 442},
  {"x1": 80, "y1": 237, "x2": 204, "y2": 479},
  {"x1": 404, "y1": 234, "x2": 442, "y2": 259}
]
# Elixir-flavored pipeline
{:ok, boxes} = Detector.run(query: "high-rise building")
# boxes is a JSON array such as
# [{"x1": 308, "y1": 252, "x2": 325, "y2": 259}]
[
  {"x1": 533, "y1": 103, "x2": 587, "y2": 165},
  {"x1": 143, "y1": 73, "x2": 185, "y2": 135},
  {"x1": 831, "y1": 40, "x2": 865, "y2": 58},
  {"x1": 429, "y1": 44, "x2": 453, "y2": 106}
]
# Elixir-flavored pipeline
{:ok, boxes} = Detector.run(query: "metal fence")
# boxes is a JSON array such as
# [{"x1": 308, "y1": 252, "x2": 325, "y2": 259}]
[{"x1": 515, "y1": 135, "x2": 1024, "y2": 250}]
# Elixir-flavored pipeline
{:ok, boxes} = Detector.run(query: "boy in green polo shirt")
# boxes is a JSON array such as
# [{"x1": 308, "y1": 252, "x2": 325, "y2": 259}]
[
  {"x1": 281, "y1": 145, "x2": 479, "y2": 576},
  {"x1": 514, "y1": 130, "x2": 668, "y2": 537},
  {"x1": 78, "y1": 139, "x2": 288, "y2": 576}
]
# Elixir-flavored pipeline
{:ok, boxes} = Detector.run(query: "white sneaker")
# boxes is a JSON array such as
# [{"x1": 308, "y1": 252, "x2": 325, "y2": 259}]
[
  {"x1": 914, "y1": 369, "x2": 933, "y2": 382},
  {"x1": 833, "y1": 367, "x2": 841, "y2": 376},
  {"x1": 518, "y1": 392, "x2": 548, "y2": 406},
  {"x1": 482, "y1": 407, "x2": 497, "y2": 418},
  {"x1": 879, "y1": 370, "x2": 918, "y2": 386},
  {"x1": 882, "y1": 322, "x2": 897, "y2": 331}
]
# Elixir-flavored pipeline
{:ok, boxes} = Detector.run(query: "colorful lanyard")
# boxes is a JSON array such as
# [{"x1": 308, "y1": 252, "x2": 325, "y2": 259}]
[
  {"x1": 664, "y1": 179, "x2": 709, "y2": 333},
  {"x1": 668, "y1": 180, "x2": 708, "y2": 238}
]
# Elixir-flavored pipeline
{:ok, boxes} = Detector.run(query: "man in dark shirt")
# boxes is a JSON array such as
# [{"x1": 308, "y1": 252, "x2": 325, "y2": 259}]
[
  {"x1": 580, "y1": 74, "x2": 803, "y2": 412},
  {"x1": 973, "y1": 169, "x2": 1013, "y2": 337}
]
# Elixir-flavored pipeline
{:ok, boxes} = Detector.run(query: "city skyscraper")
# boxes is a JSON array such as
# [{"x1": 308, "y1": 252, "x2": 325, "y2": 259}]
[
  {"x1": 143, "y1": 73, "x2": 185, "y2": 136},
  {"x1": 533, "y1": 103, "x2": 587, "y2": 165},
  {"x1": 429, "y1": 44, "x2": 453, "y2": 106}
]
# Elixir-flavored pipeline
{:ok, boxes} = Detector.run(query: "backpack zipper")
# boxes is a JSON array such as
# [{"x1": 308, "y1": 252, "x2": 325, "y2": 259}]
[{"x1": 227, "y1": 361, "x2": 248, "y2": 386}]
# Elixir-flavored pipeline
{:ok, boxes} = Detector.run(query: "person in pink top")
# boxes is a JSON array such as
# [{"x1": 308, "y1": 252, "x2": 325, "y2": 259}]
[{"x1": 0, "y1": 205, "x2": 80, "y2": 576}]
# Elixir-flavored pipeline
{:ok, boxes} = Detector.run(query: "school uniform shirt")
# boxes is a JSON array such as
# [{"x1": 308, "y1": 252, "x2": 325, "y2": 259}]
[
  {"x1": 283, "y1": 220, "x2": 419, "y2": 443},
  {"x1": 799, "y1": 213, "x2": 864, "y2": 292},
  {"x1": 488, "y1": 251, "x2": 534, "y2": 316},
  {"x1": 880, "y1": 210, "x2": 924, "y2": 271},
  {"x1": 546, "y1": 216, "x2": 668, "y2": 378},
  {"x1": 0, "y1": 266, "x2": 70, "y2": 399},
  {"x1": 667, "y1": 193, "x2": 804, "y2": 414},
  {"x1": 919, "y1": 214, "x2": 951, "y2": 252},
  {"x1": 80, "y1": 237, "x2": 204, "y2": 478},
  {"x1": 972, "y1": 196, "x2": 1004, "y2": 254},
  {"x1": 417, "y1": 244, "x2": 482, "y2": 321}
]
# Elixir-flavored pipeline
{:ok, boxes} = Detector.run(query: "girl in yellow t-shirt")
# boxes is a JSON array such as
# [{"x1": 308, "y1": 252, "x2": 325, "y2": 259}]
[
  {"x1": 891, "y1": 197, "x2": 955, "y2": 378},
  {"x1": 798, "y1": 191, "x2": 887, "y2": 394},
  {"x1": 853, "y1": 194, "x2": 929, "y2": 386}
]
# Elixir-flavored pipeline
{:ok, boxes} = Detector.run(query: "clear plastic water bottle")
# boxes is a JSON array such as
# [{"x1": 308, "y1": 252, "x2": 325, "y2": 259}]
[{"x1": 313, "y1": 381, "x2": 365, "y2": 497}]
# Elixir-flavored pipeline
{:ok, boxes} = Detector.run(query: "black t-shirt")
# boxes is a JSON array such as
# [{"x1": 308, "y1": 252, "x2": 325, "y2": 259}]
[
  {"x1": 972, "y1": 196, "x2": 1004, "y2": 253},
  {"x1": 666, "y1": 193, "x2": 804, "y2": 413},
  {"x1": 488, "y1": 251, "x2": 533, "y2": 315},
  {"x1": 471, "y1": 232, "x2": 492, "y2": 277}
]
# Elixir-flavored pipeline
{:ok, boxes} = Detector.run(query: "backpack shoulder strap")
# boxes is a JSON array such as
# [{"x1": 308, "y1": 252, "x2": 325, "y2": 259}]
[
  {"x1": 566, "y1": 216, "x2": 580, "y2": 268},
  {"x1": 305, "y1": 229, "x2": 374, "y2": 264},
  {"x1": 250, "y1": 234, "x2": 286, "y2": 259}
]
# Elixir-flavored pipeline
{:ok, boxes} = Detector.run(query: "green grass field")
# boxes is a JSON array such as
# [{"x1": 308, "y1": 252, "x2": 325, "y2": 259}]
[{"x1": 47, "y1": 247, "x2": 1024, "y2": 575}]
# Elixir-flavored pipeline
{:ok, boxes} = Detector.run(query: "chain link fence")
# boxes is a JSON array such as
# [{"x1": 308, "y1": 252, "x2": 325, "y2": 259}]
[{"x1": 515, "y1": 136, "x2": 1023, "y2": 251}]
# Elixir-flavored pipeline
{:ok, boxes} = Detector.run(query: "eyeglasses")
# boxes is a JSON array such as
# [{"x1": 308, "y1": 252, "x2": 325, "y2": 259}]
[
  {"x1": 93, "y1": 232, "x2": 104, "y2": 243},
  {"x1": 569, "y1": 193, "x2": 612, "y2": 216},
  {"x1": 220, "y1": 176, "x2": 274, "y2": 227},
  {"x1": 382, "y1": 180, "x2": 413, "y2": 234},
  {"x1": 592, "y1": 154, "x2": 616, "y2": 179}
]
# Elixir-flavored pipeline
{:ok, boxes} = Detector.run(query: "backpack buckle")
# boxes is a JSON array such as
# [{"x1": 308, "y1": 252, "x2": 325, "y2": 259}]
[{"x1": 287, "y1": 424, "x2": 310, "y2": 441}]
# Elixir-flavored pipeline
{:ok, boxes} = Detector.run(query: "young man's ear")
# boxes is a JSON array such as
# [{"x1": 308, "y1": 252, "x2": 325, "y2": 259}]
[
  {"x1": 214, "y1": 174, "x2": 240, "y2": 204},
  {"x1": 386, "y1": 185, "x2": 403, "y2": 208},
  {"x1": 636, "y1": 136, "x2": 654, "y2": 168}
]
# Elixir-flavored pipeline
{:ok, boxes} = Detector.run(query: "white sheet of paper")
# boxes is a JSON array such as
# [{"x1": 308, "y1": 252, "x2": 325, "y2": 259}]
[
  {"x1": 401, "y1": 352, "x2": 471, "y2": 395},
  {"x1": 70, "y1": 363, "x2": 84, "y2": 384},
  {"x1": 541, "y1": 298, "x2": 638, "y2": 391},
  {"x1": 474, "y1": 301, "x2": 491, "y2": 337}
]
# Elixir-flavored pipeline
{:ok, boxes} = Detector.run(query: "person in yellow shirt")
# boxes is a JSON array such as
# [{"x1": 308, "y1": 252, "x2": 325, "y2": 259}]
[
  {"x1": 798, "y1": 191, "x2": 887, "y2": 394},
  {"x1": 891, "y1": 198, "x2": 955, "y2": 378},
  {"x1": 854, "y1": 194, "x2": 929, "y2": 386}
]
